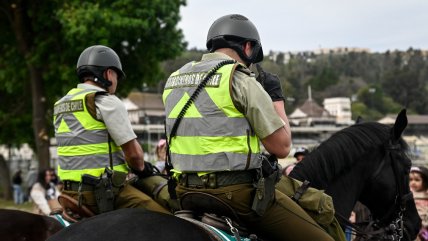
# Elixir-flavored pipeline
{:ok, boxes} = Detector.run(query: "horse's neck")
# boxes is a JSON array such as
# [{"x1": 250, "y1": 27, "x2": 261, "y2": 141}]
[
  {"x1": 291, "y1": 157, "x2": 366, "y2": 218},
  {"x1": 325, "y1": 169, "x2": 364, "y2": 218}
]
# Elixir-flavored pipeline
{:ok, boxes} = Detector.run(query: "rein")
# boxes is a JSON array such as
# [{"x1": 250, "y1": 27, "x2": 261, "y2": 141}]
[{"x1": 336, "y1": 139, "x2": 411, "y2": 241}]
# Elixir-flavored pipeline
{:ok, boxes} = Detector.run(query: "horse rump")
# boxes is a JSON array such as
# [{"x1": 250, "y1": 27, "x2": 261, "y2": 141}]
[{"x1": 47, "y1": 208, "x2": 216, "y2": 241}]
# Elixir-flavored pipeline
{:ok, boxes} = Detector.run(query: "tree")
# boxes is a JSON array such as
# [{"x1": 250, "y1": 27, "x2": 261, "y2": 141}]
[
  {"x1": 0, "y1": 0, "x2": 186, "y2": 169},
  {"x1": 382, "y1": 48, "x2": 428, "y2": 113},
  {"x1": 308, "y1": 67, "x2": 339, "y2": 91},
  {"x1": 0, "y1": 155, "x2": 12, "y2": 200}
]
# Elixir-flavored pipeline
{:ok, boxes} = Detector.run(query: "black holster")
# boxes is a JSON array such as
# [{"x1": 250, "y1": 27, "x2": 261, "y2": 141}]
[
  {"x1": 251, "y1": 154, "x2": 282, "y2": 216},
  {"x1": 93, "y1": 168, "x2": 127, "y2": 213}
]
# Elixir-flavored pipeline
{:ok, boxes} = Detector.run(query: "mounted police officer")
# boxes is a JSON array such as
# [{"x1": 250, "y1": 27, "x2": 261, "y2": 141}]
[
  {"x1": 163, "y1": 14, "x2": 340, "y2": 241},
  {"x1": 53, "y1": 45, "x2": 169, "y2": 215}
]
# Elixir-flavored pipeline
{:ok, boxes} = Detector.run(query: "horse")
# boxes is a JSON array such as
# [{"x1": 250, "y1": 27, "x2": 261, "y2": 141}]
[
  {"x1": 289, "y1": 109, "x2": 421, "y2": 240},
  {"x1": 12, "y1": 110, "x2": 421, "y2": 241},
  {"x1": 0, "y1": 209, "x2": 63, "y2": 241}
]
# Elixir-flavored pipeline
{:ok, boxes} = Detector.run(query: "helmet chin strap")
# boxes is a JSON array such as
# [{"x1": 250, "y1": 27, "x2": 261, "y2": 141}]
[
  {"x1": 209, "y1": 37, "x2": 262, "y2": 66},
  {"x1": 229, "y1": 42, "x2": 261, "y2": 66},
  {"x1": 94, "y1": 75, "x2": 112, "y2": 91}
]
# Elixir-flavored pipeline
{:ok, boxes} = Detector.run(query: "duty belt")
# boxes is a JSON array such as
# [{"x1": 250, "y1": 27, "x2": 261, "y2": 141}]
[
  {"x1": 179, "y1": 170, "x2": 256, "y2": 189},
  {"x1": 63, "y1": 180, "x2": 95, "y2": 192}
]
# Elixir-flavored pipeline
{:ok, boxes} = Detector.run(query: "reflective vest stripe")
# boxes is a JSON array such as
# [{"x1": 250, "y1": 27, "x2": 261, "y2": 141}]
[
  {"x1": 57, "y1": 142, "x2": 122, "y2": 156},
  {"x1": 170, "y1": 152, "x2": 258, "y2": 172},
  {"x1": 167, "y1": 88, "x2": 229, "y2": 117},
  {"x1": 55, "y1": 130, "x2": 107, "y2": 146},
  {"x1": 57, "y1": 164, "x2": 128, "y2": 179},
  {"x1": 169, "y1": 136, "x2": 259, "y2": 155},
  {"x1": 58, "y1": 153, "x2": 125, "y2": 170},
  {"x1": 165, "y1": 117, "x2": 250, "y2": 137}
]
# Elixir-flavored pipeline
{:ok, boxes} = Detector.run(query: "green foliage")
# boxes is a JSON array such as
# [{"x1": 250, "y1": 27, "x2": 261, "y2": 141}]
[
  {"x1": 245, "y1": 48, "x2": 428, "y2": 119},
  {"x1": 0, "y1": 0, "x2": 186, "y2": 149},
  {"x1": 351, "y1": 102, "x2": 383, "y2": 121},
  {"x1": 54, "y1": 0, "x2": 186, "y2": 96},
  {"x1": 308, "y1": 67, "x2": 339, "y2": 91},
  {"x1": 167, "y1": 48, "x2": 428, "y2": 121}
]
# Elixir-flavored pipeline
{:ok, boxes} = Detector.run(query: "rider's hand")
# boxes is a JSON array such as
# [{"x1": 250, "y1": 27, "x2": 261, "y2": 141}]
[
  {"x1": 131, "y1": 161, "x2": 157, "y2": 179},
  {"x1": 256, "y1": 64, "x2": 285, "y2": 102}
]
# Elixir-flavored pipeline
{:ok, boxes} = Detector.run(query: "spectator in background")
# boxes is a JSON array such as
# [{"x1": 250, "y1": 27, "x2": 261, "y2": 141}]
[
  {"x1": 154, "y1": 139, "x2": 167, "y2": 174},
  {"x1": 284, "y1": 147, "x2": 309, "y2": 175},
  {"x1": 410, "y1": 166, "x2": 428, "y2": 241},
  {"x1": 12, "y1": 170, "x2": 24, "y2": 204},
  {"x1": 30, "y1": 169, "x2": 61, "y2": 215},
  {"x1": 48, "y1": 168, "x2": 59, "y2": 185}
]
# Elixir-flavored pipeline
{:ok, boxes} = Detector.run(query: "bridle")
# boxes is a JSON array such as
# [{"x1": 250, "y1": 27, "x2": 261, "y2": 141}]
[{"x1": 337, "y1": 137, "x2": 413, "y2": 241}]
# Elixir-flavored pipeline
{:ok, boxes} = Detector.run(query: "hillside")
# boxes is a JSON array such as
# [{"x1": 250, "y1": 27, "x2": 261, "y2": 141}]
[{"x1": 160, "y1": 48, "x2": 428, "y2": 121}]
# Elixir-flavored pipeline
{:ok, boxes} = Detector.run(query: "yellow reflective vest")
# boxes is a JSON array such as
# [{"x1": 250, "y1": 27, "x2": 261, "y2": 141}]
[
  {"x1": 162, "y1": 59, "x2": 261, "y2": 172},
  {"x1": 53, "y1": 88, "x2": 128, "y2": 181}
]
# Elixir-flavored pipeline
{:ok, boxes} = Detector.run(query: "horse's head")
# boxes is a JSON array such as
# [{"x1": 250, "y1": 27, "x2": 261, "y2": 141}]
[
  {"x1": 290, "y1": 109, "x2": 421, "y2": 240},
  {"x1": 358, "y1": 109, "x2": 421, "y2": 240}
]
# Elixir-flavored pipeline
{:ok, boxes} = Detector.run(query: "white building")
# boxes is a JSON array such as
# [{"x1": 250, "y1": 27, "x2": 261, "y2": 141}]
[{"x1": 323, "y1": 97, "x2": 353, "y2": 126}]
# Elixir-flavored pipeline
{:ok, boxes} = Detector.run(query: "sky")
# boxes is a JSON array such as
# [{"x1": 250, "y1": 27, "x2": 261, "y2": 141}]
[{"x1": 178, "y1": 0, "x2": 428, "y2": 53}]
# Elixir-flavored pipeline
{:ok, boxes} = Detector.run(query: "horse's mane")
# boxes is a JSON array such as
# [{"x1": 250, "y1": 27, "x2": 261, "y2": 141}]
[{"x1": 291, "y1": 122, "x2": 408, "y2": 189}]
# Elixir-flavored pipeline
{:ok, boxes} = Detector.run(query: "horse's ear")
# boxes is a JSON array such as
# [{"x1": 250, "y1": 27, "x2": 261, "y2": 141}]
[
  {"x1": 392, "y1": 109, "x2": 407, "y2": 141},
  {"x1": 356, "y1": 116, "x2": 364, "y2": 124}
]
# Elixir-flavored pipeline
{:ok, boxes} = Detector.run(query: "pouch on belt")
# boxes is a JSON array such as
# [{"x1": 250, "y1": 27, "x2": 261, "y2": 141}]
[{"x1": 276, "y1": 176, "x2": 334, "y2": 225}]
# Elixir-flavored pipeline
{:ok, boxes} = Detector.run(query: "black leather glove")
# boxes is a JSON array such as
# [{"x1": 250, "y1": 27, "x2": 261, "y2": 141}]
[
  {"x1": 131, "y1": 161, "x2": 158, "y2": 179},
  {"x1": 256, "y1": 64, "x2": 285, "y2": 101}
]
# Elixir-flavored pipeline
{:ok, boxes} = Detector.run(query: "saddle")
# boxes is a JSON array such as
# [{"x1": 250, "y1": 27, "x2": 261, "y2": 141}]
[
  {"x1": 57, "y1": 194, "x2": 95, "y2": 223},
  {"x1": 178, "y1": 191, "x2": 250, "y2": 237}
]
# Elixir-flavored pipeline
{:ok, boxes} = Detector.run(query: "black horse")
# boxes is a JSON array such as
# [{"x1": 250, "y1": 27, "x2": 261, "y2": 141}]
[
  {"x1": 6, "y1": 110, "x2": 421, "y2": 241},
  {"x1": 289, "y1": 109, "x2": 421, "y2": 240},
  {"x1": 0, "y1": 209, "x2": 63, "y2": 241}
]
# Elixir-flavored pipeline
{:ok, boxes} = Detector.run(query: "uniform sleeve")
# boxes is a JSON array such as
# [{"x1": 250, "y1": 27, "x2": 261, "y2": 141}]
[
  {"x1": 231, "y1": 70, "x2": 285, "y2": 139},
  {"x1": 95, "y1": 95, "x2": 137, "y2": 146}
]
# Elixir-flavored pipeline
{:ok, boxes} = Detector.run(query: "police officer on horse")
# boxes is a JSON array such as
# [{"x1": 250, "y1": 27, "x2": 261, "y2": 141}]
[
  {"x1": 53, "y1": 45, "x2": 169, "y2": 216},
  {"x1": 163, "y1": 14, "x2": 342, "y2": 241}
]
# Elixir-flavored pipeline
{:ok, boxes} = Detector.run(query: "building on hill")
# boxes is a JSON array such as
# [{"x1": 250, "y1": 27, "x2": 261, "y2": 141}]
[
  {"x1": 125, "y1": 91, "x2": 165, "y2": 125},
  {"x1": 289, "y1": 99, "x2": 335, "y2": 127},
  {"x1": 314, "y1": 47, "x2": 370, "y2": 55},
  {"x1": 289, "y1": 98, "x2": 342, "y2": 146},
  {"x1": 123, "y1": 91, "x2": 165, "y2": 154},
  {"x1": 323, "y1": 97, "x2": 354, "y2": 126}
]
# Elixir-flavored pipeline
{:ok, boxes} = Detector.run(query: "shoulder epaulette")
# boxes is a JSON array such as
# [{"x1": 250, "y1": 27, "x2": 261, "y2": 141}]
[{"x1": 235, "y1": 64, "x2": 255, "y2": 77}]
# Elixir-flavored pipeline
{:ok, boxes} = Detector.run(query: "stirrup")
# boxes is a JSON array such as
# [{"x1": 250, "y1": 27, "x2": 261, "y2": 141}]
[
  {"x1": 201, "y1": 213, "x2": 250, "y2": 237},
  {"x1": 58, "y1": 194, "x2": 95, "y2": 223}
]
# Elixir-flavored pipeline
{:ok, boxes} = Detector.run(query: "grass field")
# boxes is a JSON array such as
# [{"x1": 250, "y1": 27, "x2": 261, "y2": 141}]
[{"x1": 0, "y1": 199, "x2": 34, "y2": 212}]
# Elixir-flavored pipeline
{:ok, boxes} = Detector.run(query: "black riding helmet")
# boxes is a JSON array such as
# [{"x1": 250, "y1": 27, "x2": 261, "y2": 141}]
[
  {"x1": 76, "y1": 45, "x2": 126, "y2": 89},
  {"x1": 206, "y1": 14, "x2": 264, "y2": 64}
]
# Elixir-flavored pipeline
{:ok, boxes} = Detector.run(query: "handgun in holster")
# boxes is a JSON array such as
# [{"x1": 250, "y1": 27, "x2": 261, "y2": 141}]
[
  {"x1": 94, "y1": 168, "x2": 115, "y2": 213},
  {"x1": 251, "y1": 154, "x2": 282, "y2": 216}
]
